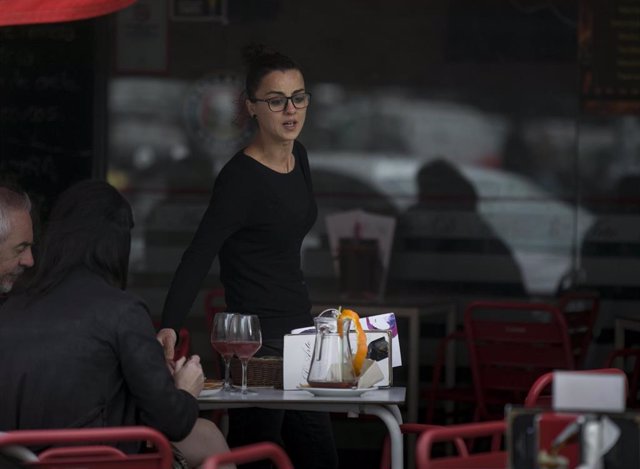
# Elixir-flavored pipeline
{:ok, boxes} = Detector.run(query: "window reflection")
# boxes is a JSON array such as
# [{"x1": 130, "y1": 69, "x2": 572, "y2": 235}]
[{"x1": 107, "y1": 77, "x2": 640, "y2": 301}]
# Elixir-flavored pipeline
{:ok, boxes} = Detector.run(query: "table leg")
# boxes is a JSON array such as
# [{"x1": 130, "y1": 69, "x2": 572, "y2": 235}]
[
  {"x1": 386, "y1": 404, "x2": 403, "y2": 423},
  {"x1": 364, "y1": 405, "x2": 403, "y2": 469}
]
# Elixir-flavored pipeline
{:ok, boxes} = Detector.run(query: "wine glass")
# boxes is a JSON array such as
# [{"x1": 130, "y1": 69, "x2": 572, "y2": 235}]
[
  {"x1": 229, "y1": 314, "x2": 262, "y2": 395},
  {"x1": 210, "y1": 312, "x2": 238, "y2": 393}
]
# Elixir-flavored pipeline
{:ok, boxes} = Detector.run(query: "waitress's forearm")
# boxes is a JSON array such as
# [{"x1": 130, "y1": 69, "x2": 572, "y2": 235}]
[{"x1": 161, "y1": 251, "x2": 214, "y2": 329}]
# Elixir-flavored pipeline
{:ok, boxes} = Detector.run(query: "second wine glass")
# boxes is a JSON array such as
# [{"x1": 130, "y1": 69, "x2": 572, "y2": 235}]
[
  {"x1": 210, "y1": 312, "x2": 238, "y2": 393},
  {"x1": 229, "y1": 314, "x2": 262, "y2": 395}
]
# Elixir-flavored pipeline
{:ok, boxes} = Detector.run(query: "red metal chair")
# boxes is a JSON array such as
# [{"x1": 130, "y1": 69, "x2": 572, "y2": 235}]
[
  {"x1": 556, "y1": 291, "x2": 599, "y2": 369},
  {"x1": 203, "y1": 287, "x2": 227, "y2": 426},
  {"x1": 205, "y1": 288, "x2": 226, "y2": 328},
  {"x1": 415, "y1": 420, "x2": 507, "y2": 469},
  {"x1": 464, "y1": 300, "x2": 575, "y2": 421},
  {"x1": 524, "y1": 368, "x2": 628, "y2": 408},
  {"x1": 174, "y1": 328, "x2": 191, "y2": 362},
  {"x1": 203, "y1": 442, "x2": 293, "y2": 469},
  {"x1": 153, "y1": 322, "x2": 191, "y2": 362},
  {"x1": 0, "y1": 426, "x2": 173, "y2": 469},
  {"x1": 534, "y1": 412, "x2": 581, "y2": 469},
  {"x1": 204, "y1": 287, "x2": 226, "y2": 379},
  {"x1": 424, "y1": 330, "x2": 476, "y2": 423},
  {"x1": 379, "y1": 424, "x2": 467, "y2": 469},
  {"x1": 605, "y1": 347, "x2": 640, "y2": 407}
]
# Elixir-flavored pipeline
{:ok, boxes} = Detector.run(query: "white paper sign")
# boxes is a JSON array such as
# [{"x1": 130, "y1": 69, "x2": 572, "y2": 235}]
[
  {"x1": 552, "y1": 371, "x2": 626, "y2": 412},
  {"x1": 360, "y1": 312, "x2": 402, "y2": 367}
]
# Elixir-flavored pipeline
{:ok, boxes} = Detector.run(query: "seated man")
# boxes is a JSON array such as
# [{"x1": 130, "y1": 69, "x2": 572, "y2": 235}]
[
  {"x1": 0, "y1": 185, "x2": 34, "y2": 302},
  {"x1": 0, "y1": 180, "x2": 233, "y2": 469}
]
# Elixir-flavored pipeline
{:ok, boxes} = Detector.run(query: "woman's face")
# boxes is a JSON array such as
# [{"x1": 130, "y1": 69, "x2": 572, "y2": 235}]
[{"x1": 247, "y1": 69, "x2": 307, "y2": 144}]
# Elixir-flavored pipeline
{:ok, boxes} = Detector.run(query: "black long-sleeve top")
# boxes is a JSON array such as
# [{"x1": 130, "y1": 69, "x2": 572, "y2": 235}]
[{"x1": 161, "y1": 140, "x2": 318, "y2": 342}]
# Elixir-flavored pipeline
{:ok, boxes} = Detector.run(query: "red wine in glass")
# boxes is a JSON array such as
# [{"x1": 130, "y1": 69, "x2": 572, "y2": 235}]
[
  {"x1": 210, "y1": 312, "x2": 238, "y2": 392},
  {"x1": 233, "y1": 341, "x2": 261, "y2": 360},
  {"x1": 229, "y1": 314, "x2": 262, "y2": 394},
  {"x1": 210, "y1": 340, "x2": 234, "y2": 360}
]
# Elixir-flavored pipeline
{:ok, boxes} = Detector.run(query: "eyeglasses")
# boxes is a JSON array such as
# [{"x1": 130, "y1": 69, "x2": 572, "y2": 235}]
[{"x1": 251, "y1": 92, "x2": 311, "y2": 112}]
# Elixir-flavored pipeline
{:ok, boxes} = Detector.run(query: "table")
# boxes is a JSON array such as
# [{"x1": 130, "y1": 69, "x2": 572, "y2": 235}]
[
  {"x1": 199, "y1": 387, "x2": 406, "y2": 469},
  {"x1": 312, "y1": 299, "x2": 457, "y2": 425}
]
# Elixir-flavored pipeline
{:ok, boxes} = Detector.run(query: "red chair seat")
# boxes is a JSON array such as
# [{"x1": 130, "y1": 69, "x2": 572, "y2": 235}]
[
  {"x1": 0, "y1": 426, "x2": 173, "y2": 469},
  {"x1": 427, "y1": 451, "x2": 507, "y2": 469},
  {"x1": 415, "y1": 420, "x2": 507, "y2": 469},
  {"x1": 203, "y1": 442, "x2": 293, "y2": 469},
  {"x1": 464, "y1": 300, "x2": 575, "y2": 421}
]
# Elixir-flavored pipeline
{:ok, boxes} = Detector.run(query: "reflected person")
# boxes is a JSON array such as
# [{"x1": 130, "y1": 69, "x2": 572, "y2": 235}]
[{"x1": 397, "y1": 158, "x2": 525, "y2": 296}]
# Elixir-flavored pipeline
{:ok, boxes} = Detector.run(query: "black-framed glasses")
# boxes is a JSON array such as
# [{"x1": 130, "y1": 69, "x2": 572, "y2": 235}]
[{"x1": 251, "y1": 92, "x2": 311, "y2": 112}]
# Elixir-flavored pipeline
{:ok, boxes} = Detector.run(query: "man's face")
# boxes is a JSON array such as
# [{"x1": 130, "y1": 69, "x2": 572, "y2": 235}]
[{"x1": 0, "y1": 209, "x2": 34, "y2": 293}]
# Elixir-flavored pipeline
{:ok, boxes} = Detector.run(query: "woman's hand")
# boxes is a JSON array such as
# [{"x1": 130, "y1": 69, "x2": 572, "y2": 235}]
[
  {"x1": 156, "y1": 328, "x2": 177, "y2": 361},
  {"x1": 174, "y1": 355, "x2": 205, "y2": 397}
]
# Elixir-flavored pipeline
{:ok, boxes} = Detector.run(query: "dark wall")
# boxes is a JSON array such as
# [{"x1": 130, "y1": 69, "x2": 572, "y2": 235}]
[
  {"x1": 165, "y1": 0, "x2": 577, "y2": 116},
  {"x1": 0, "y1": 18, "x2": 109, "y2": 218}
]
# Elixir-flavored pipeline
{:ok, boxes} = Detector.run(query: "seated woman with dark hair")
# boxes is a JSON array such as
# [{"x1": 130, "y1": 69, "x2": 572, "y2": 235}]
[{"x1": 0, "y1": 180, "x2": 233, "y2": 469}]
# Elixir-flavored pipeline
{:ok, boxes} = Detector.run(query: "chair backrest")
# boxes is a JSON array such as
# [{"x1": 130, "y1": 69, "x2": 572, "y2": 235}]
[
  {"x1": 557, "y1": 291, "x2": 599, "y2": 368},
  {"x1": 524, "y1": 368, "x2": 628, "y2": 408},
  {"x1": 379, "y1": 424, "x2": 468, "y2": 469},
  {"x1": 415, "y1": 420, "x2": 507, "y2": 469},
  {"x1": 0, "y1": 426, "x2": 173, "y2": 469},
  {"x1": 204, "y1": 287, "x2": 226, "y2": 333},
  {"x1": 425, "y1": 330, "x2": 472, "y2": 423},
  {"x1": 175, "y1": 328, "x2": 191, "y2": 361},
  {"x1": 464, "y1": 300, "x2": 575, "y2": 420},
  {"x1": 204, "y1": 287, "x2": 226, "y2": 380},
  {"x1": 153, "y1": 322, "x2": 190, "y2": 362},
  {"x1": 202, "y1": 442, "x2": 293, "y2": 469}
]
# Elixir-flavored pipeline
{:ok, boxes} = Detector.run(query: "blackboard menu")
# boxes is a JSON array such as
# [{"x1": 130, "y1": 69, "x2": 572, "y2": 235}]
[
  {"x1": 0, "y1": 19, "x2": 102, "y2": 217},
  {"x1": 580, "y1": 0, "x2": 640, "y2": 114}
]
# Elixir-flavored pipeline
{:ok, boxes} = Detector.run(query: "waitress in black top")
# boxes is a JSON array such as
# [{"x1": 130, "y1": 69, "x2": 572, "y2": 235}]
[{"x1": 157, "y1": 45, "x2": 339, "y2": 469}]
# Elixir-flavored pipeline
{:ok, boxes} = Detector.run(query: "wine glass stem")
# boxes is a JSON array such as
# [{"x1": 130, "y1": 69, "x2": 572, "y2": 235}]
[
  {"x1": 241, "y1": 359, "x2": 248, "y2": 394},
  {"x1": 223, "y1": 358, "x2": 232, "y2": 390}
]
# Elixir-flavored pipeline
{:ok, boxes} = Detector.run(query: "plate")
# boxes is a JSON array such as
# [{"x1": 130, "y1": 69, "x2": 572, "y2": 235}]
[
  {"x1": 199, "y1": 388, "x2": 222, "y2": 397},
  {"x1": 297, "y1": 385, "x2": 377, "y2": 397},
  {"x1": 204, "y1": 379, "x2": 223, "y2": 389}
]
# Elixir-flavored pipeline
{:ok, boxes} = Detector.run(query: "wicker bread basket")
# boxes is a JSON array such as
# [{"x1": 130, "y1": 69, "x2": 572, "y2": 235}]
[{"x1": 230, "y1": 356, "x2": 283, "y2": 389}]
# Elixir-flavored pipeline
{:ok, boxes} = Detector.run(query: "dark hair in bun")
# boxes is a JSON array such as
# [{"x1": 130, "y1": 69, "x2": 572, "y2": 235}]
[{"x1": 242, "y1": 43, "x2": 301, "y2": 99}]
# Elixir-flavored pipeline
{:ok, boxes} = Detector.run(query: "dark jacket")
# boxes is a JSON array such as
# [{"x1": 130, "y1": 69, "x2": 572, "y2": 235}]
[{"x1": 0, "y1": 268, "x2": 198, "y2": 443}]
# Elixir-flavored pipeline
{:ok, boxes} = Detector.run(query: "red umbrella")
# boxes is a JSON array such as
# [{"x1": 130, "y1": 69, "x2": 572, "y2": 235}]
[{"x1": 0, "y1": 0, "x2": 136, "y2": 26}]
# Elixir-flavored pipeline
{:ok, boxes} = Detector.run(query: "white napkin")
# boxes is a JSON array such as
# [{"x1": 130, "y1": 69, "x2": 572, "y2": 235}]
[{"x1": 357, "y1": 359, "x2": 384, "y2": 388}]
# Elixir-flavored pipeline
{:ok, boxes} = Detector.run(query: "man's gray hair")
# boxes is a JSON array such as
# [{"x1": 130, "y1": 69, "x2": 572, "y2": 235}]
[{"x1": 0, "y1": 187, "x2": 32, "y2": 244}]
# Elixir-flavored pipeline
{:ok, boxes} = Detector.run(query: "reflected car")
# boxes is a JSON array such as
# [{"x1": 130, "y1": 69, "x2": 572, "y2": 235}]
[{"x1": 308, "y1": 152, "x2": 594, "y2": 296}]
